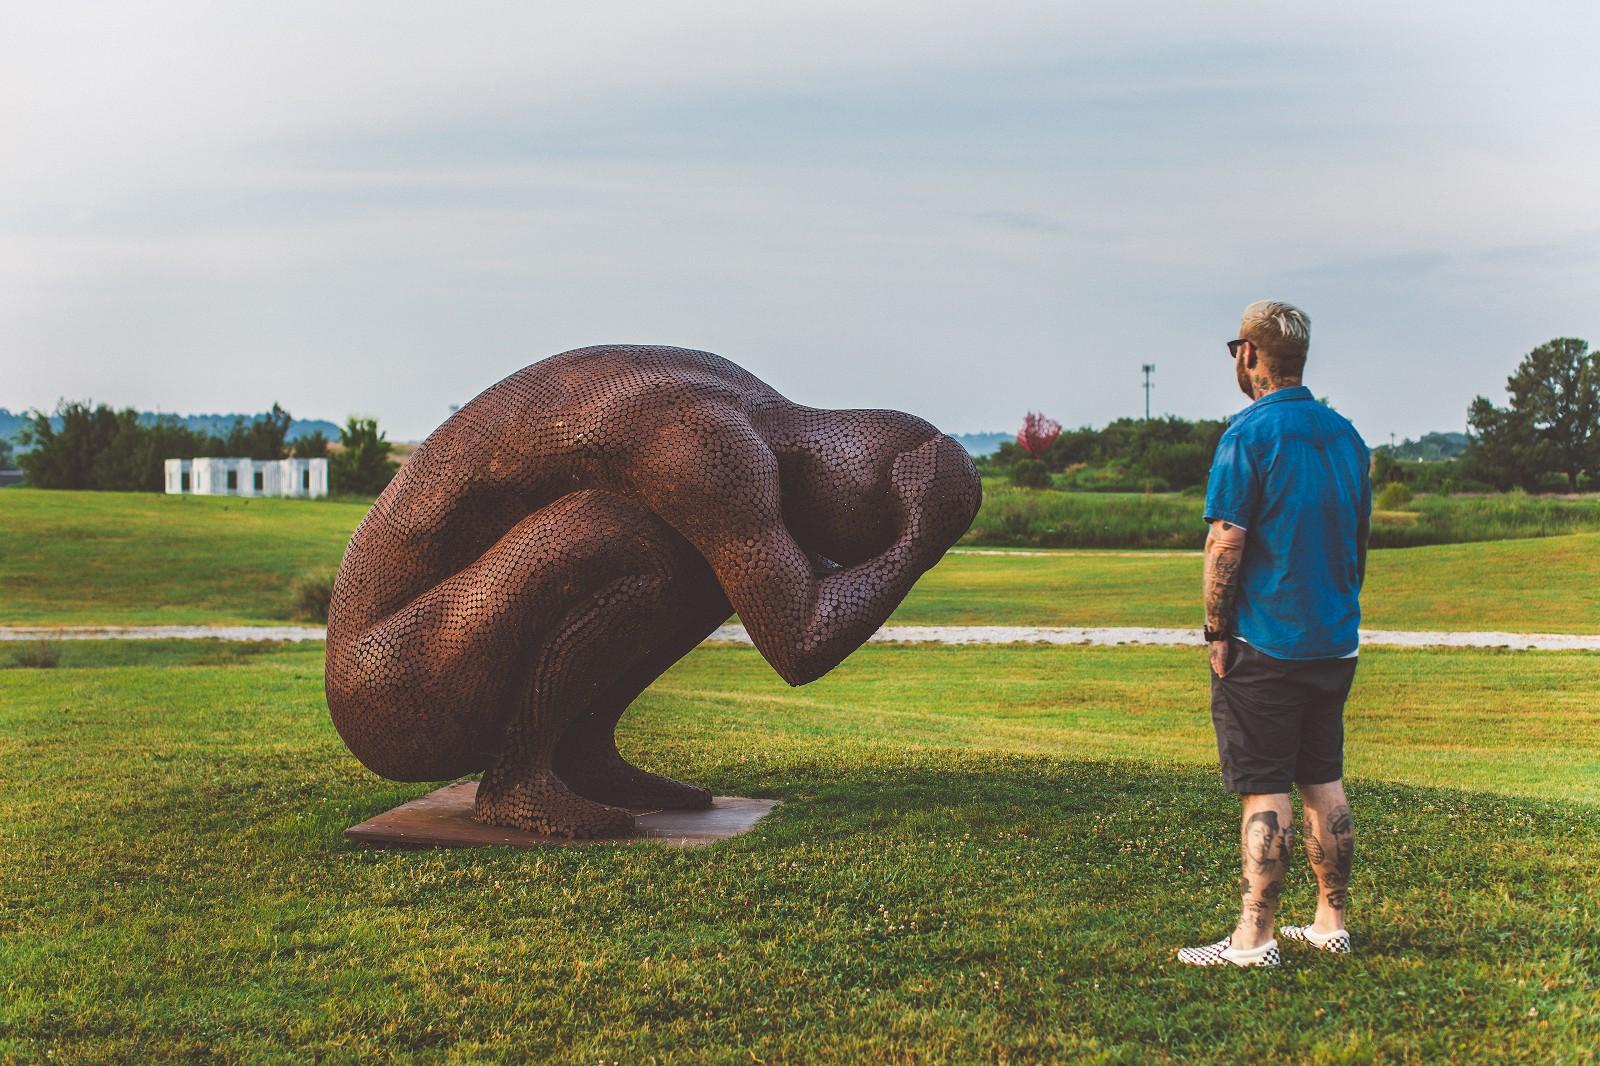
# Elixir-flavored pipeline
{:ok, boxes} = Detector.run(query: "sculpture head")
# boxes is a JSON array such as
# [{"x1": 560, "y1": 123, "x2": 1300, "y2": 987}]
[{"x1": 773, "y1": 408, "x2": 974, "y2": 567}]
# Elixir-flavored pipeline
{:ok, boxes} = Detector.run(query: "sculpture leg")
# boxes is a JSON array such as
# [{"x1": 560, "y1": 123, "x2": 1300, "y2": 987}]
[
  {"x1": 328, "y1": 487, "x2": 720, "y2": 839},
  {"x1": 468, "y1": 489, "x2": 734, "y2": 836},
  {"x1": 553, "y1": 577, "x2": 731, "y2": 810},
  {"x1": 473, "y1": 570, "x2": 669, "y2": 838}
]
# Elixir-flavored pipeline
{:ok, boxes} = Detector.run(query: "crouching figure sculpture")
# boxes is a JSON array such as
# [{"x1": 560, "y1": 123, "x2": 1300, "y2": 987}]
[{"x1": 326, "y1": 346, "x2": 982, "y2": 837}]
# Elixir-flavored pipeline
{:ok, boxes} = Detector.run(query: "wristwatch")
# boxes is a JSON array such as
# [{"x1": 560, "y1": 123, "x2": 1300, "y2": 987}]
[{"x1": 1203, "y1": 626, "x2": 1230, "y2": 643}]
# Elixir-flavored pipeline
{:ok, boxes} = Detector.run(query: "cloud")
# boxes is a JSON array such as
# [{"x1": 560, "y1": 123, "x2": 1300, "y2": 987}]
[{"x1": 3, "y1": 2, "x2": 1598, "y2": 441}]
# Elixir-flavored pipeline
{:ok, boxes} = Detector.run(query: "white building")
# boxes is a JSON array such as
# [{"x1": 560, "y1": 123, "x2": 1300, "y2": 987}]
[{"x1": 164, "y1": 457, "x2": 329, "y2": 499}]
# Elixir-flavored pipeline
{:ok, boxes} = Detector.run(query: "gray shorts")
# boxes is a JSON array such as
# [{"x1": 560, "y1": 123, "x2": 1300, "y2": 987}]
[{"x1": 1210, "y1": 638, "x2": 1357, "y2": 794}]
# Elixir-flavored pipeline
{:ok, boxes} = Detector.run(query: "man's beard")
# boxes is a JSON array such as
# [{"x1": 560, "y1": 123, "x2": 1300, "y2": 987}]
[{"x1": 1236, "y1": 360, "x2": 1254, "y2": 399}]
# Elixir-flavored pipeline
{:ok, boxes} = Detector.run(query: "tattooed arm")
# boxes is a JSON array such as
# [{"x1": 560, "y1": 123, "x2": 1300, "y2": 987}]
[{"x1": 1204, "y1": 520, "x2": 1247, "y2": 677}]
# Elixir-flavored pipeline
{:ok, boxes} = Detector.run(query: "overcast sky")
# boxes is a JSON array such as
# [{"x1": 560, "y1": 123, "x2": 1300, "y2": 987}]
[{"x1": 4, "y1": 2, "x2": 1597, "y2": 443}]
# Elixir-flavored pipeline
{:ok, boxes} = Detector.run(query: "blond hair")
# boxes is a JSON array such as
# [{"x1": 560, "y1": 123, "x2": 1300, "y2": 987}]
[{"x1": 1240, "y1": 299, "x2": 1310, "y2": 372}]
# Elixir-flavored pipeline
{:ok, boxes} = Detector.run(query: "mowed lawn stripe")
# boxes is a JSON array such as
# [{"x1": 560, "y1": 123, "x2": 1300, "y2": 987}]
[
  {"x1": 4, "y1": 489, "x2": 1598, "y2": 633},
  {"x1": 4, "y1": 641, "x2": 1596, "y2": 806},
  {"x1": 894, "y1": 533, "x2": 1600, "y2": 633},
  {"x1": 3, "y1": 489, "x2": 368, "y2": 625},
  {"x1": 643, "y1": 644, "x2": 1600, "y2": 805}
]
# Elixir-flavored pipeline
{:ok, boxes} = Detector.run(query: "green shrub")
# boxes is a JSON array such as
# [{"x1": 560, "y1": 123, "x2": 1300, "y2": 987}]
[
  {"x1": 330, "y1": 416, "x2": 399, "y2": 496},
  {"x1": 1058, "y1": 464, "x2": 1166, "y2": 493},
  {"x1": 1371, "y1": 449, "x2": 1401, "y2": 486},
  {"x1": 290, "y1": 572, "x2": 336, "y2": 623},
  {"x1": 1140, "y1": 441, "x2": 1209, "y2": 491},
  {"x1": 9, "y1": 642, "x2": 62, "y2": 669},
  {"x1": 965, "y1": 482, "x2": 1206, "y2": 549},
  {"x1": 1376, "y1": 482, "x2": 1415, "y2": 511},
  {"x1": 1008, "y1": 458, "x2": 1052, "y2": 490}
]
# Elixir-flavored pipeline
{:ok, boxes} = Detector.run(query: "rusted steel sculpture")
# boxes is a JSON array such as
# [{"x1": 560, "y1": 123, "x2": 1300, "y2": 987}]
[{"x1": 326, "y1": 346, "x2": 982, "y2": 837}]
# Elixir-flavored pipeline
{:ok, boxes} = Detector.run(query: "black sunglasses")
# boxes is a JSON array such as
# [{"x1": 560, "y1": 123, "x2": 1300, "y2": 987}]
[{"x1": 1226, "y1": 338, "x2": 1250, "y2": 357}]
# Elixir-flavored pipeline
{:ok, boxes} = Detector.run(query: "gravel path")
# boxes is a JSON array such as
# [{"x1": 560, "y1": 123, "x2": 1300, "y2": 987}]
[
  {"x1": 0, "y1": 625, "x2": 329, "y2": 643},
  {"x1": 3, "y1": 624, "x2": 1596, "y2": 651},
  {"x1": 948, "y1": 549, "x2": 1202, "y2": 558}
]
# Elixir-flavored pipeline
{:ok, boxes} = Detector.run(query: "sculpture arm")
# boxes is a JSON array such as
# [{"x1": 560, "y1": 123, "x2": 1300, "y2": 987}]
[
  {"x1": 770, "y1": 527, "x2": 933, "y2": 686},
  {"x1": 638, "y1": 413, "x2": 978, "y2": 686}
]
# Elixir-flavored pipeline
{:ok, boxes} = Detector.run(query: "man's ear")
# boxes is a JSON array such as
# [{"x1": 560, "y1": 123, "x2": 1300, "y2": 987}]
[{"x1": 1244, "y1": 340, "x2": 1258, "y2": 370}]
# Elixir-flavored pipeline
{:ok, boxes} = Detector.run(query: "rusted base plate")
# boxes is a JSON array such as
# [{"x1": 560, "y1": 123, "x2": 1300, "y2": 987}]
[{"x1": 343, "y1": 780, "x2": 778, "y2": 849}]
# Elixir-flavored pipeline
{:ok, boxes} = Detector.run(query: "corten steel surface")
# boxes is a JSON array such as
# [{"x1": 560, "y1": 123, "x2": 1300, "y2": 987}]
[
  {"x1": 343, "y1": 781, "x2": 779, "y2": 849},
  {"x1": 326, "y1": 345, "x2": 982, "y2": 839}
]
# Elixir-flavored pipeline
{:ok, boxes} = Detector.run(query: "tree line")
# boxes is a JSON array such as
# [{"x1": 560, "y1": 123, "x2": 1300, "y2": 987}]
[
  {"x1": 982, "y1": 413, "x2": 1228, "y2": 492},
  {"x1": 1462, "y1": 337, "x2": 1598, "y2": 492},
  {"x1": 14, "y1": 401, "x2": 399, "y2": 496},
  {"x1": 986, "y1": 337, "x2": 1598, "y2": 495}
]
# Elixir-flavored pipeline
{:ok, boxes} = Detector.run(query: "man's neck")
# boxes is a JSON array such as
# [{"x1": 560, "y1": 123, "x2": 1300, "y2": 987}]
[{"x1": 1249, "y1": 377, "x2": 1302, "y2": 402}]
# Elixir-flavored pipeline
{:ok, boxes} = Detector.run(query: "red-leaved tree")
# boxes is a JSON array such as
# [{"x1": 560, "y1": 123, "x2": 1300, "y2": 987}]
[{"x1": 1016, "y1": 411, "x2": 1062, "y2": 459}]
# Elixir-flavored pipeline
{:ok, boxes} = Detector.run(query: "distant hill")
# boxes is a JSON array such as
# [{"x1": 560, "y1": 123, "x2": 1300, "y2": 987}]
[
  {"x1": 288, "y1": 417, "x2": 343, "y2": 442},
  {"x1": 953, "y1": 432, "x2": 1012, "y2": 457},
  {"x1": 0, "y1": 408, "x2": 340, "y2": 448},
  {"x1": 0, "y1": 408, "x2": 34, "y2": 443},
  {"x1": 137, "y1": 412, "x2": 342, "y2": 443},
  {"x1": 1388, "y1": 431, "x2": 1470, "y2": 461}
]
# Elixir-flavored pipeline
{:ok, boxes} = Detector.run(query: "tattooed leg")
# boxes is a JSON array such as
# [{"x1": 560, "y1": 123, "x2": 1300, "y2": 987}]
[
  {"x1": 1300, "y1": 779, "x2": 1354, "y2": 933},
  {"x1": 1231, "y1": 793, "x2": 1294, "y2": 950}
]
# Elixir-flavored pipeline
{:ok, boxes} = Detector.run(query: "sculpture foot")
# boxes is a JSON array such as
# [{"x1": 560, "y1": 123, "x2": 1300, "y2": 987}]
[
  {"x1": 560, "y1": 756, "x2": 714, "y2": 811},
  {"x1": 473, "y1": 770, "x2": 635, "y2": 839}
]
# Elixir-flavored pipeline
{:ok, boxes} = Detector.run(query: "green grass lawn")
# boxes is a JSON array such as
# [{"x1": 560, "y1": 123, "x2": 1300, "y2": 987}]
[
  {"x1": 1, "y1": 489, "x2": 367, "y2": 624},
  {"x1": 901, "y1": 534, "x2": 1600, "y2": 633},
  {"x1": 5, "y1": 489, "x2": 1599, "y2": 631},
  {"x1": 3, "y1": 641, "x2": 1598, "y2": 1061},
  {"x1": 969, "y1": 480, "x2": 1600, "y2": 549}
]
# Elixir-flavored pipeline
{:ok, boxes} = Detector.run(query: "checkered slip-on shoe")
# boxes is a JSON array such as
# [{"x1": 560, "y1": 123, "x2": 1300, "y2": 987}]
[
  {"x1": 1279, "y1": 925, "x2": 1352, "y2": 953},
  {"x1": 1176, "y1": 936, "x2": 1280, "y2": 968}
]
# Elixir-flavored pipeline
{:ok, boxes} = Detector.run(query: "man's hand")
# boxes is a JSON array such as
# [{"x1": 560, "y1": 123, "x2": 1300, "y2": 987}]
[{"x1": 1209, "y1": 639, "x2": 1233, "y2": 678}]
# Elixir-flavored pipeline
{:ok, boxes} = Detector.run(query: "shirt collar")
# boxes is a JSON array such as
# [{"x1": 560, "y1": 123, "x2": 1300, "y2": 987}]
[{"x1": 1240, "y1": 384, "x2": 1312, "y2": 415}]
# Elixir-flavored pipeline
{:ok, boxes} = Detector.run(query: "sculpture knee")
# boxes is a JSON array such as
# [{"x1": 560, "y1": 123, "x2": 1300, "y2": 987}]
[{"x1": 326, "y1": 488, "x2": 716, "y2": 784}]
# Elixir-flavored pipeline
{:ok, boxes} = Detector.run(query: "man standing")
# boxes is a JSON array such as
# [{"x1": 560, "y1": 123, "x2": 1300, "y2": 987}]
[{"x1": 1177, "y1": 301, "x2": 1370, "y2": 968}]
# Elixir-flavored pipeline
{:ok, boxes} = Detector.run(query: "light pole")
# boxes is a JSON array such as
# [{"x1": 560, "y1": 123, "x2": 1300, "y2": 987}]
[{"x1": 1141, "y1": 364, "x2": 1155, "y2": 420}]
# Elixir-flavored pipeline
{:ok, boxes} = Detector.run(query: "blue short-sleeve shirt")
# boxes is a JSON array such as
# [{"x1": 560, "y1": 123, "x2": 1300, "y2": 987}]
[{"x1": 1204, "y1": 386, "x2": 1371, "y2": 660}]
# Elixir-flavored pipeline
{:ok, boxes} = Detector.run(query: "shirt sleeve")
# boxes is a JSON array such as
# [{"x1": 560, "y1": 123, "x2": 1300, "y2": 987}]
[
  {"x1": 1359, "y1": 444, "x2": 1373, "y2": 519},
  {"x1": 1204, "y1": 430, "x2": 1260, "y2": 529}
]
